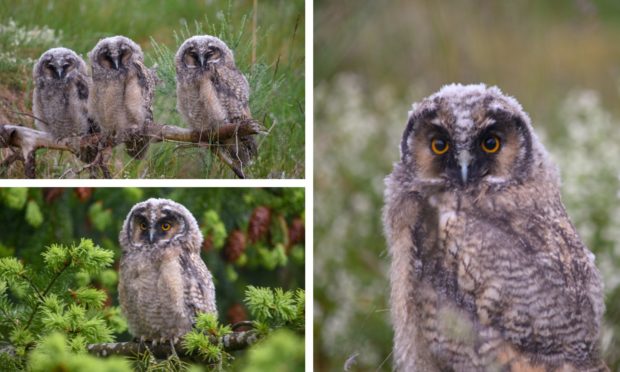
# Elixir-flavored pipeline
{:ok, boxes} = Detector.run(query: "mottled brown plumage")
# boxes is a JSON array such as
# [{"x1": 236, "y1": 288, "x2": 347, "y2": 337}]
[
  {"x1": 33, "y1": 47, "x2": 98, "y2": 164},
  {"x1": 383, "y1": 84, "x2": 607, "y2": 371},
  {"x1": 175, "y1": 35, "x2": 257, "y2": 177},
  {"x1": 88, "y1": 36, "x2": 157, "y2": 159},
  {"x1": 118, "y1": 198, "x2": 217, "y2": 343}
]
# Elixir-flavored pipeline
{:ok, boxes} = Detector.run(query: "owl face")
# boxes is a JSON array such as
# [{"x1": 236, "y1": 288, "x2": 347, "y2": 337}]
[
  {"x1": 90, "y1": 36, "x2": 142, "y2": 73},
  {"x1": 35, "y1": 48, "x2": 85, "y2": 81},
  {"x1": 120, "y1": 198, "x2": 202, "y2": 252},
  {"x1": 176, "y1": 35, "x2": 235, "y2": 72},
  {"x1": 401, "y1": 84, "x2": 539, "y2": 190}
]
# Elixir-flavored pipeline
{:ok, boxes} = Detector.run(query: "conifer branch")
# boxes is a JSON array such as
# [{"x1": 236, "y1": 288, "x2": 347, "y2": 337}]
[{"x1": 86, "y1": 330, "x2": 260, "y2": 362}]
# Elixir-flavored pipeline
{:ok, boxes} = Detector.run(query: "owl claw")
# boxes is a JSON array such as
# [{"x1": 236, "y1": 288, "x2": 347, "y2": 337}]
[{"x1": 169, "y1": 339, "x2": 179, "y2": 359}]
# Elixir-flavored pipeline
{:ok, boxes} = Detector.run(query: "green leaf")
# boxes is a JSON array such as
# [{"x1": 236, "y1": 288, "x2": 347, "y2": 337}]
[
  {"x1": 88, "y1": 202, "x2": 112, "y2": 232},
  {"x1": 9, "y1": 326, "x2": 33, "y2": 347},
  {"x1": 244, "y1": 286, "x2": 274, "y2": 322},
  {"x1": 42, "y1": 244, "x2": 68, "y2": 272},
  {"x1": 0, "y1": 257, "x2": 25, "y2": 280},
  {"x1": 97, "y1": 269, "x2": 118, "y2": 288},
  {"x1": 69, "y1": 239, "x2": 114, "y2": 274},
  {"x1": 2, "y1": 188, "x2": 28, "y2": 209},
  {"x1": 194, "y1": 312, "x2": 218, "y2": 332},
  {"x1": 71, "y1": 288, "x2": 107, "y2": 310},
  {"x1": 25, "y1": 200, "x2": 43, "y2": 228}
]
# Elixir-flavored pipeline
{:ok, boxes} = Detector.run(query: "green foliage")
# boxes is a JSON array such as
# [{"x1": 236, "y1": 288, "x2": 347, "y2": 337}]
[
  {"x1": 0, "y1": 239, "x2": 120, "y2": 368},
  {"x1": 183, "y1": 288, "x2": 305, "y2": 371},
  {"x1": 183, "y1": 313, "x2": 232, "y2": 365},
  {"x1": 235, "y1": 329, "x2": 304, "y2": 372},
  {"x1": 1, "y1": 188, "x2": 28, "y2": 210},
  {"x1": 244, "y1": 286, "x2": 304, "y2": 333},
  {"x1": 25, "y1": 200, "x2": 43, "y2": 228},
  {"x1": 28, "y1": 333, "x2": 131, "y2": 372},
  {"x1": 202, "y1": 210, "x2": 227, "y2": 250}
]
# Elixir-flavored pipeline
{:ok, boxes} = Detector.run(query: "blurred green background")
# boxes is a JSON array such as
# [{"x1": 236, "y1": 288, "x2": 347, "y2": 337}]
[
  {"x1": 0, "y1": 0, "x2": 304, "y2": 178},
  {"x1": 315, "y1": 1, "x2": 620, "y2": 370},
  {"x1": 0, "y1": 187, "x2": 305, "y2": 369}
]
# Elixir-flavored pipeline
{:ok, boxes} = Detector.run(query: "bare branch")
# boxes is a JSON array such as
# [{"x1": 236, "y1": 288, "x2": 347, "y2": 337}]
[
  {"x1": 0, "y1": 120, "x2": 265, "y2": 178},
  {"x1": 87, "y1": 330, "x2": 261, "y2": 362}
]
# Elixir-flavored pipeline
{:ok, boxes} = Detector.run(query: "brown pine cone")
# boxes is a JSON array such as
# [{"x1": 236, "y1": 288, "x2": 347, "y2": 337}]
[
  {"x1": 227, "y1": 303, "x2": 248, "y2": 325},
  {"x1": 223, "y1": 230, "x2": 246, "y2": 262},
  {"x1": 202, "y1": 234, "x2": 214, "y2": 253},
  {"x1": 248, "y1": 206, "x2": 271, "y2": 243},
  {"x1": 43, "y1": 188, "x2": 64, "y2": 204},
  {"x1": 288, "y1": 217, "x2": 305, "y2": 250},
  {"x1": 74, "y1": 187, "x2": 93, "y2": 202}
]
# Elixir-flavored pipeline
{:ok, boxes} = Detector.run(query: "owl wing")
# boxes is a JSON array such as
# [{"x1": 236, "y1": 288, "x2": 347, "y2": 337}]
[
  {"x1": 213, "y1": 66, "x2": 251, "y2": 120},
  {"x1": 460, "y1": 211, "x2": 606, "y2": 370},
  {"x1": 132, "y1": 60, "x2": 158, "y2": 124},
  {"x1": 179, "y1": 252, "x2": 217, "y2": 320}
]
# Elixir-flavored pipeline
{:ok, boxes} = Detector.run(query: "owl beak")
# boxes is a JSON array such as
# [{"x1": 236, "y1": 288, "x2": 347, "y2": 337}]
[
  {"x1": 113, "y1": 57, "x2": 120, "y2": 70},
  {"x1": 458, "y1": 151, "x2": 471, "y2": 184},
  {"x1": 199, "y1": 54, "x2": 205, "y2": 68},
  {"x1": 55, "y1": 66, "x2": 64, "y2": 79},
  {"x1": 149, "y1": 228, "x2": 155, "y2": 244}
]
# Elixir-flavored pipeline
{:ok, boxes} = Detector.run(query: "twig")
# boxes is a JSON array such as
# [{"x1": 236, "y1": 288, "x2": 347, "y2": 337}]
[
  {"x1": 87, "y1": 330, "x2": 261, "y2": 362},
  {"x1": 24, "y1": 261, "x2": 70, "y2": 331}
]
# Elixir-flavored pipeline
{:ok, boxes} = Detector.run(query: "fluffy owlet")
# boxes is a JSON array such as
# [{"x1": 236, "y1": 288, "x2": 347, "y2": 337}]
[
  {"x1": 32, "y1": 47, "x2": 92, "y2": 139},
  {"x1": 383, "y1": 84, "x2": 607, "y2": 371},
  {"x1": 118, "y1": 198, "x2": 217, "y2": 343},
  {"x1": 32, "y1": 47, "x2": 98, "y2": 165},
  {"x1": 175, "y1": 35, "x2": 257, "y2": 177},
  {"x1": 88, "y1": 36, "x2": 157, "y2": 159}
]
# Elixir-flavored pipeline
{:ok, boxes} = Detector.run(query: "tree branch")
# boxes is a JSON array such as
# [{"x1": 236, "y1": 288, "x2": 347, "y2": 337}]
[
  {"x1": 87, "y1": 330, "x2": 261, "y2": 362},
  {"x1": 0, "y1": 120, "x2": 265, "y2": 178}
]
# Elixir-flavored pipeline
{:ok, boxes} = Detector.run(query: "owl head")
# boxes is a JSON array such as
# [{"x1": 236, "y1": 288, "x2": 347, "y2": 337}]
[
  {"x1": 119, "y1": 198, "x2": 203, "y2": 253},
  {"x1": 33, "y1": 47, "x2": 87, "y2": 82},
  {"x1": 175, "y1": 35, "x2": 235, "y2": 74},
  {"x1": 398, "y1": 84, "x2": 557, "y2": 192},
  {"x1": 89, "y1": 35, "x2": 143, "y2": 75}
]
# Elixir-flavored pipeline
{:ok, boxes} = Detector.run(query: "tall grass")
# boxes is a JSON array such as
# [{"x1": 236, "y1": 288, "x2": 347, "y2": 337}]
[{"x1": 0, "y1": 0, "x2": 304, "y2": 178}]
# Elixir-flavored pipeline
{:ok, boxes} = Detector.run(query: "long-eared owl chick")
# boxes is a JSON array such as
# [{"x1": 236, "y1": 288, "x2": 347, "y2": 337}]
[
  {"x1": 175, "y1": 35, "x2": 257, "y2": 177},
  {"x1": 33, "y1": 47, "x2": 91, "y2": 139},
  {"x1": 119, "y1": 198, "x2": 217, "y2": 343},
  {"x1": 383, "y1": 84, "x2": 607, "y2": 371},
  {"x1": 88, "y1": 36, "x2": 157, "y2": 159}
]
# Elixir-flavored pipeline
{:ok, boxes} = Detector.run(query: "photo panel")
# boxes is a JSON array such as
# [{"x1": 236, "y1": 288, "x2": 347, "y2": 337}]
[
  {"x1": 0, "y1": 1, "x2": 305, "y2": 179},
  {"x1": 0, "y1": 187, "x2": 305, "y2": 370}
]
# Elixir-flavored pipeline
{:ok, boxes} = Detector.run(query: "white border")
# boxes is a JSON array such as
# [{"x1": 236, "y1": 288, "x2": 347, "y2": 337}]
[{"x1": 304, "y1": 0, "x2": 314, "y2": 370}]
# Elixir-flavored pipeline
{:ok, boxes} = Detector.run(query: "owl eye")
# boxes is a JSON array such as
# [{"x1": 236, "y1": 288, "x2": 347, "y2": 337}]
[
  {"x1": 161, "y1": 223, "x2": 171, "y2": 231},
  {"x1": 431, "y1": 138, "x2": 449, "y2": 155},
  {"x1": 481, "y1": 135, "x2": 501, "y2": 153},
  {"x1": 139, "y1": 222, "x2": 147, "y2": 231}
]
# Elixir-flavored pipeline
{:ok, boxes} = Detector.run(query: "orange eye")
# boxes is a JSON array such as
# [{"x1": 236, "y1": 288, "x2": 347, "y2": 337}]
[
  {"x1": 481, "y1": 135, "x2": 501, "y2": 153},
  {"x1": 161, "y1": 223, "x2": 171, "y2": 231},
  {"x1": 431, "y1": 138, "x2": 449, "y2": 155},
  {"x1": 139, "y1": 223, "x2": 147, "y2": 231}
]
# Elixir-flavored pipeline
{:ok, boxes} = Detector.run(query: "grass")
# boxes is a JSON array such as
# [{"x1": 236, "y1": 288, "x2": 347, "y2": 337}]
[{"x1": 0, "y1": 0, "x2": 304, "y2": 178}]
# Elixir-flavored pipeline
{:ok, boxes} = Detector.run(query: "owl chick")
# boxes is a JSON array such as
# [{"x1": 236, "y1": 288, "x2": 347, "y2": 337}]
[
  {"x1": 119, "y1": 198, "x2": 217, "y2": 344},
  {"x1": 383, "y1": 84, "x2": 607, "y2": 371},
  {"x1": 175, "y1": 35, "x2": 257, "y2": 178},
  {"x1": 33, "y1": 47, "x2": 92, "y2": 139},
  {"x1": 88, "y1": 36, "x2": 157, "y2": 159}
]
